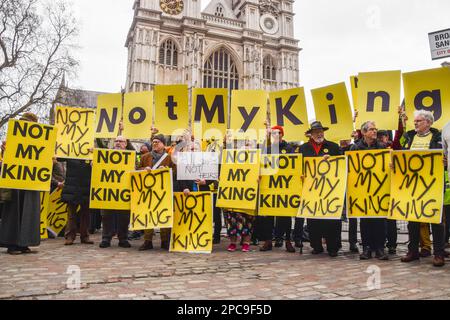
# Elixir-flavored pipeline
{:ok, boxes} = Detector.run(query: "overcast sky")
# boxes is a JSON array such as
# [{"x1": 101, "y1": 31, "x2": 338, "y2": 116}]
[{"x1": 72, "y1": 0, "x2": 450, "y2": 116}]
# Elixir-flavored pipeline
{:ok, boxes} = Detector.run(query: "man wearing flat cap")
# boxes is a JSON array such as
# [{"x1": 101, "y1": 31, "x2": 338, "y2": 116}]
[{"x1": 298, "y1": 121, "x2": 342, "y2": 257}]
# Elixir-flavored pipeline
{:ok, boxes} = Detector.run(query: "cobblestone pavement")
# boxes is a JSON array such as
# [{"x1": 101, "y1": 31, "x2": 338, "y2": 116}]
[{"x1": 1, "y1": 232, "x2": 450, "y2": 300}]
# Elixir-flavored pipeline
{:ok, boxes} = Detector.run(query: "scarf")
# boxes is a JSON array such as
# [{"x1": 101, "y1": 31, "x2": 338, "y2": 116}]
[
  {"x1": 310, "y1": 139, "x2": 323, "y2": 156},
  {"x1": 151, "y1": 150, "x2": 166, "y2": 164}
]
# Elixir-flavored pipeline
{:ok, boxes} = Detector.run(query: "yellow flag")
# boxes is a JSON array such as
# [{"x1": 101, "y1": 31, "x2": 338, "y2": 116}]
[
  {"x1": 55, "y1": 106, "x2": 95, "y2": 160},
  {"x1": 230, "y1": 90, "x2": 268, "y2": 142},
  {"x1": 171, "y1": 192, "x2": 213, "y2": 253},
  {"x1": 40, "y1": 192, "x2": 50, "y2": 240},
  {"x1": 389, "y1": 150, "x2": 444, "y2": 224},
  {"x1": 154, "y1": 85, "x2": 189, "y2": 137},
  {"x1": 216, "y1": 149, "x2": 261, "y2": 210},
  {"x1": 269, "y1": 87, "x2": 309, "y2": 142},
  {"x1": 347, "y1": 150, "x2": 391, "y2": 218},
  {"x1": 403, "y1": 67, "x2": 450, "y2": 130},
  {"x1": 298, "y1": 156, "x2": 347, "y2": 219},
  {"x1": 123, "y1": 91, "x2": 153, "y2": 140},
  {"x1": 95, "y1": 93, "x2": 122, "y2": 138},
  {"x1": 46, "y1": 188, "x2": 72, "y2": 237},
  {"x1": 259, "y1": 154, "x2": 303, "y2": 217},
  {"x1": 350, "y1": 76, "x2": 359, "y2": 110},
  {"x1": 90, "y1": 149, "x2": 136, "y2": 210},
  {"x1": 0, "y1": 120, "x2": 57, "y2": 191},
  {"x1": 192, "y1": 88, "x2": 228, "y2": 142},
  {"x1": 356, "y1": 71, "x2": 401, "y2": 130},
  {"x1": 129, "y1": 168, "x2": 174, "y2": 231},
  {"x1": 311, "y1": 82, "x2": 354, "y2": 143}
]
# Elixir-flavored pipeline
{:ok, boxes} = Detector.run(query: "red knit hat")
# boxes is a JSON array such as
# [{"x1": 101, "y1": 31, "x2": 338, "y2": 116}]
[{"x1": 271, "y1": 125, "x2": 284, "y2": 136}]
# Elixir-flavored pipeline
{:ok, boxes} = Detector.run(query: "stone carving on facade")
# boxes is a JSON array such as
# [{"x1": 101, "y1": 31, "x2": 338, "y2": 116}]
[{"x1": 259, "y1": 0, "x2": 280, "y2": 18}]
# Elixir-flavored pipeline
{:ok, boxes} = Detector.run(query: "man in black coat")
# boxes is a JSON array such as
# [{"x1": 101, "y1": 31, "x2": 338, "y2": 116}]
[
  {"x1": 61, "y1": 159, "x2": 94, "y2": 246},
  {"x1": 298, "y1": 121, "x2": 342, "y2": 257}
]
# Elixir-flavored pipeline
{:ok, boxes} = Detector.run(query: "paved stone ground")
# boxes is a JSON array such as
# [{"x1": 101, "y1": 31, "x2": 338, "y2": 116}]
[{"x1": 1, "y1": 232, "x2": 450, "y2": 300}]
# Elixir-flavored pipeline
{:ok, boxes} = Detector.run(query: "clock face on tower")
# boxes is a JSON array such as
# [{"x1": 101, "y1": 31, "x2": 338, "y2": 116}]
[{"x1": 160, "y1": 0, "x2": 184, "y2": 15}]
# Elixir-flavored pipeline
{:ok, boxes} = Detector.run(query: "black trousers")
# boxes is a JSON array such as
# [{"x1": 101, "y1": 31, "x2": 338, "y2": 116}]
[
  {"x1": 444, "y1": 205, "x2": 450, "y2": 243},
  {"x1": 212, "y1": 194, "x2": 222, "y2": 240},
  {"x1": 349, "y1": 218, "x2": 358, "y2": 245},
  {"x1": 293, "y1": 218, "x2": 305, "y2": 243},
  {"x1": 408, "y1": 221, "x2": 445, "y2": 256},
  {"x1": 255, "y1": 216, "x2": 274, "y2": 242},
  {"x1": 360, "y1": 218, "x2": 386, "y2": 251},
  {"x1": 274, "y1": 217, "x2": 292, "y2": 241},
  {"x1": 307, "y1": 219, "x2": 341, "y2": 253},
  {"x1": 386, "y1": 219, "x2": 398, "y2": 248},
  {"x1": 101, "y1": 210, "x2": 130, "y2": 242}
]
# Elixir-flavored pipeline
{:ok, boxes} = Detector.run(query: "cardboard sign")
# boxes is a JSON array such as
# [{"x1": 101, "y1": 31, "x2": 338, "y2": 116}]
[
  {"x1": 55, "y1": 106, "x2": 95, "y2": 160},
  {"x1": 90, "y1": 149, "x2": 136, "y2": 210},
  {"x1": 46, "y1": 188, "x2": 74, "y2": 237},
  {"x1": 389, "y1": 150, "x2": 444, "y2": 224},
  {"x1": 176, "y1": 152, "x2": 219, "y2": 180},
  {"x1": 123, "y1": 91, "x2": 154, "y2": 140},
  {"x1": 259, "y1": 154, "x2": 303, "y2": 217},
  {"x1": 347, "y1": 150, "x2": 391, "y2": 218},
  {"x1": 171, "y1": 192, "x2": 213, "y2": 253},
  {"x1": 0, "y1": 120, "x2": 57, "y2": 191},
  {"x1": 40, "y1": 192, "x2": 50, "y2": 239},
  {"x1": 95, "y1": 93, "x2": 122, "y2": 138},
  {"x1": 154, "y1": 85, "x2": 189, "y2": 136},
  {"x1": 298, "y1": 156, "x2": 347, "y2": 219}
]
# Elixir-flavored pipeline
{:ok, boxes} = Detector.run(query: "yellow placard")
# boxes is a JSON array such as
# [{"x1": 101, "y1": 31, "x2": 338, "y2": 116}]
[
  {"x1": 298, "y1": 156, "x2": 347, "y2": 219},
  {"x1": 95, "y1": 93, "x2": 122, "y2": 138},
  {"x1": 154, "y1": 85, "x2": 189, "y2": 136},
  {"x1": 311, "y1": 82, "x2": 354, "y2": 143},
  {"x1": 129, "y1": 168, "x2": 173, "y2": 231},
  {"x1": 259, "y1": 154, "x2": 303, "y2": 217},
  {"x1": 123, "y1": 91, "x2": 153, "y2": 140},
  {"x1": 230, "y1": 90, "x2": 268, "y2": 142},
  {"x1": 347, "y1": 150, "x2": 391, "y2": 218},
  {"x1": 40, "y1": 192, "x2": 50, "y2": 239},
  {"x1": 269, "y1": 87, "x2": 309, "y2": 142},
  {"x1": 46, "y1": 188, "x2": 72, "y2": 236},
  {"x1": 403, "y1": 67, "x2": 450, "y2": 130},
  {"x1": 0, "y1": 120, "x2": 57, "y2": 191},
  {"x1": 55, "y1": 106, "x2": 95, "y2": 160},
  {"x1": 171, "y1": 192, "x2": 213, "y2": 253},
  {"x1": 192, "y1": 88, "x2": 228, "y2": 142},
  {"x1": 90, "y1": 149, "x2": 136, "y2": 210},
  {"x1": 350, "y1": 76, "x2": 359, "y2": 110},
  {"x1": 216, "y1": 149, "x2": 261, "y2": 210},
  {"x1": 389, "y1": 150, "x2": 444, "y2": 224},
  {"x1": 356, "y1": 71, "x2": 401, "y2": 130}
]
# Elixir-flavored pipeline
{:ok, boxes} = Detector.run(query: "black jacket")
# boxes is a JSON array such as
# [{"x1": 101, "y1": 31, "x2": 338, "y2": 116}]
[
  {"x1": 262, "y1": 140, "x2": 294, "y2": 155},
  {"x1": 61, "y1": 159, "x2": 92, "y2": 205},
  {"x1": 299, "y1": 139, "x2": 342, "y2": 157},
  {"x1": 404, "y1": 128, "x2": 442, "y2": 150},
  {"x1": 350, "y1": 139, "x2": 385, "y2": 151}
]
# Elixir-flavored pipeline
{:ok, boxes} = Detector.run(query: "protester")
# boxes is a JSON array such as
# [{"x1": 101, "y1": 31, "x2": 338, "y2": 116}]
[
  {"x1": 60, "y1": 159, "x2": 94, "y2": 246},
  {"x1": 299, "y1": 121, "x2": 342, "y2": 257},
  {"x1": 0, "y1": 113, "x2": 41, "y2": 255},
  {"x1": 443, "y1": 120, "x2": 450, "y2": 248},
  {"x1": 400, "y1": 111, "x2": 446, "y2": 266},
  {"x1": 99, "y1": 136, "x2": 132, "y2": 249}
]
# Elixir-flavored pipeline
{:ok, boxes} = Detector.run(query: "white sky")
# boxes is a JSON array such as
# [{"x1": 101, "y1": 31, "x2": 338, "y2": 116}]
[{"x1": 72, "y1": 0, "x2": 450, "y2": 117}]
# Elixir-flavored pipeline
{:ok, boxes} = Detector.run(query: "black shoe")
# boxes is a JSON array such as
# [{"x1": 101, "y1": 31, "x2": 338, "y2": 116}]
[
  {"x1": 349, "y1": 243, "x2": 359, "y2": 253},
  {"x1": 294, "y1": 241, "x2": 303, "y2": 248},
  {"x1": 359, "y1": 248, "x2": 372, "y2": 260},
  {"x1": 274, "y1": 239, "x2": 283, "y2": 248},
  {"x1": 118, "y1": 241, "x2": 131, "y2": 248},
  {"x1": 311, "y1": 248, "x2": 324, "y2": 254},
  {"x1": 99, "y1": 241, "x2": 111, "y2": 248},
  {"x1": 375, "y1": 249, "x2": 389, "y2": 260},
  {"x1": 329, "y1": 251, "x2": 338, "y2": 257},
  {"x1": 213, "y1": 237, "x2": 220, "y2": 245},
  {"x1": 388, "y1": 247, "x2": 397, "y2": 255}
]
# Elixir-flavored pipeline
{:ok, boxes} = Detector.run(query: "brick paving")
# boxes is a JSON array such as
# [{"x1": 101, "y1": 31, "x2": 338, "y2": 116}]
[{"x1": 1, "y1": 232, "x2": 450, "y2": 300}]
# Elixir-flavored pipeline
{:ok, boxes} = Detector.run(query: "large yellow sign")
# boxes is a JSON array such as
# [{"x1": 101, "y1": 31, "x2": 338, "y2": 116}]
[
  {"x1": 55, "y1": 106, "x2": 95, "y2": 160},
  {"x1": 403, "y1": 67, "x2": 450, "y2": 130},
  {"x1": 389, "y1": 150, "x2": 444, "y2": 224},
  {"x1": 269, "y1": 87, "x2": 309, "y2": 142},
  {"x1": 259, "y1": 154, "x2": 303, "y2": 217},
  {"x1": 347, "y1": 150, "x2": 391, "y2": 218},
  {"x1": 356, "y1": 71, "x2": 401, "y2": 130},
  {"x1": 46, "y1": 188, "x2": 73, "y2": 237},
  {"x1": 171, "y1": 192, "x2": 213, "y2": 253},
  {"x1": 311, "y1": 82, "x2": 354, "y2": 143},
  {"x1": 40, "y1": 192, "x2": 50, "y2": 240},
  {"x1": 154, "y1": 85, "x2": 189, "y2": 137},
  {"x1": 0, "y1": 120, "x2": 57, "y2": 191},
  {"x1": 95, "y1": 93, "x2": 122, "y2": 138},
  {"x1": 230, "y1": 90, "x2": 268, "y2": 142},
  {"x1": 129, "y1": 168, "x2": 174, "y2": 231},
  {"x1": 216, "y1": 149, "x2": 261, "y2": 210},
  {"x1": 298, "y1": 156, "x2": 347, "y2": 219},
  {"x1": 90, "y1": 149, "x2": 136, "y2": 210},
  {"x1": 123, "y1": 91, "x2": 154, "y2": 140}
]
